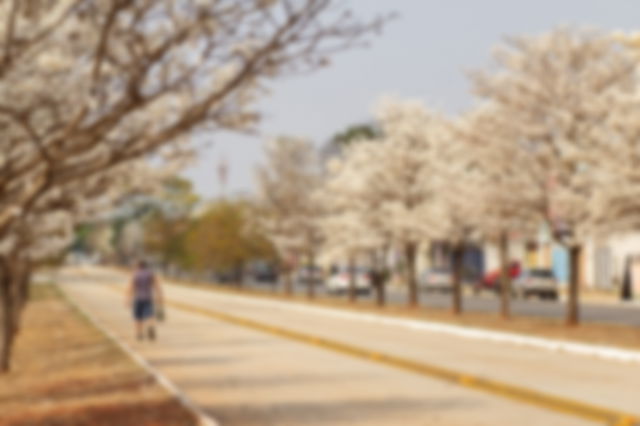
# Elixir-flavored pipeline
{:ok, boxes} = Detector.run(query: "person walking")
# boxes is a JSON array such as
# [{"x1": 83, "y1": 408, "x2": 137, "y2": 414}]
[{"x1": 127, "y1": 260, "x2": 164, "y2": 341}]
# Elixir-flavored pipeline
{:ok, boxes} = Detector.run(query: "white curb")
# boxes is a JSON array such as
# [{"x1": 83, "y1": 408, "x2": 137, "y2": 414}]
[
  {"x1": 60, "y1": 286, "x2": 219, "y2": 426},
  {"x1": 170, "y1": 283, "x2": 640, "y2": 366}
]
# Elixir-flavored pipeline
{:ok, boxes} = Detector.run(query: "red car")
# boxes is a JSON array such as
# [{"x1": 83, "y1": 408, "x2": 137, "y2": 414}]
[{"x1": 475, "y1": 262, "x2": 521, "y2": 293}]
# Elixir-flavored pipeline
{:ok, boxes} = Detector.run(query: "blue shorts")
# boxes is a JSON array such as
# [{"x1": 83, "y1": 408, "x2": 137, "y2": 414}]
[{"x1": 133, "y1": 299, "x2": 154, "y2": 321}]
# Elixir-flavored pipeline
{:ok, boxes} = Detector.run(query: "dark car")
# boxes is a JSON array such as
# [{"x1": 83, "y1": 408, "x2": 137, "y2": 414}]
[
  {"x1": 213, "y1": 270, "x2": 239, "y2": 284},
  {"x1": 251, "y1": 263, "x2": 279, "y2": 284}
]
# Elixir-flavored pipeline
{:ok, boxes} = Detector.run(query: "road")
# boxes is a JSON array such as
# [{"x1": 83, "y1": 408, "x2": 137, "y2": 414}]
[
  {"x1": 240, "y1": 279, "x2": 640, "y2": 326},
  {"x1": 58, "y1": 267, "x2": 639, "y2": 426}
]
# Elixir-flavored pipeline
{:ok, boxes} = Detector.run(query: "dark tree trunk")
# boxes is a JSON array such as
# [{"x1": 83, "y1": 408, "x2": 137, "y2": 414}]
[
  {"x1": 14, "y1": 265, "x2": 30, "y2": 337},
  {"x1": 621, "y1": 256, "x2": 632, "y2": 300},
  {"x1": 235, "y1": 262, "x2": 245, "y2": 289},
  {"x1": 499, "y1": 231, "x2": 512, "y2": 319},
  {"x1": 348, "y1": 255, "x2": 357, "y2": 303},
  {"x1": 451, "y1": 242, "x2": 465, "y2": 315},
  {"x1": 405, "y1": 242, "x2": 418, "y2": 308},
  {"x1": 0, "y1": 258, "x2": 30, "y2": 374},
  {"x1": 567, "y1": 245, "x2": 581, "y2": 326},
  {"x1": 306, "y1": 251, "x2": 316, "y2": 300},
  {"x1": 375, "y1": 278, "x2": 386, "y2": 307},
  {"x1": 0, "y1": 272, "x2": 15, "y2": 373},
  {"x1": 371, "y1": 249, "x2": 387, "y2": 307}
]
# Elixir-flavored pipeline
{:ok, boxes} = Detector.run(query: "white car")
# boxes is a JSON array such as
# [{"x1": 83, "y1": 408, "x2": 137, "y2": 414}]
[
  {"x1": 326, "y1": 267, "x2": 372, "y2": 294},
  {"x1": 513, "y1": 269, "x2": 559, "y2": 300},
  {"x1": 419, "y1": 268, "x2": 453, "y2": 292}
]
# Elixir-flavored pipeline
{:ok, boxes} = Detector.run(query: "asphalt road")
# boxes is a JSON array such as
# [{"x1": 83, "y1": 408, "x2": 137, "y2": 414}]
[
  {"x1": 58, "y1": 267, "x2": 640, "y2": 426},
  {"x1": 238, "y1": 279, "x2": 640, "y2": 326}
]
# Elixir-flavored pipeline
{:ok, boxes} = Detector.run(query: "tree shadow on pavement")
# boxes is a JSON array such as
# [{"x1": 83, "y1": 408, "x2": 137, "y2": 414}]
[
  {"x1": 205, "y1": 397, "x2": 480, "y2": 426},
  {"x1": 177, "y1": 372, "x2": 372, "y2": 390},
  {"x1": 150, "y1": 353, "x2": 237, "y2": 368}
]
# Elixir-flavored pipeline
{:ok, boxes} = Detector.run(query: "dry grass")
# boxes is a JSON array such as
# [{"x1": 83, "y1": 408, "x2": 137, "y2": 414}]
[
  {"x1": 171, "y1": 279, "x2": 640, "y2": 351},
  {"x1": 0, "y1": 284, "x2": 197, "y2": 426}
]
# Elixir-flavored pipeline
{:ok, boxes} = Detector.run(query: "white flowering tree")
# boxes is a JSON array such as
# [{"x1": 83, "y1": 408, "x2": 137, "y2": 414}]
[
  {"x1": 320, "y1": 141, "x2": 390, "y2": 303},
  {"x1": 470, "y1": 28, "x2": 640, "y2": 325},
  {"x1": 0, "y1": 159, "x2": 181, "y2": 370},
  {"x1": 454, "y1": 104, "x2": 543, "y2": 318},
  {"x1": 427, "y1": 129, "x2": 485, "y2": 315},
  {"x1": 355, "y1": 98, "x2": 451, "y2": 308},
  {"x1": 0, "y1": 0, "x2": 386, "y2": 371},
  {"x1": 254, "y1": 136, "x2": 325, "y2": 297}
]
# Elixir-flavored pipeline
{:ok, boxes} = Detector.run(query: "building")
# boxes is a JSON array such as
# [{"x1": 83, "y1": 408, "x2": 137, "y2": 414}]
[{"x1": 482, "y1": 227, "x2": 640, "y2": 301}]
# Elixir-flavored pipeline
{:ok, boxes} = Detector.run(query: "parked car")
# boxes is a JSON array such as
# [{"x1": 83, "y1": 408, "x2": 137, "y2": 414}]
[
  {"x1": 294, "y1": 265, "x2": 324, "y2": 285},
  {"x1": 475, "y1": 262, "x2": 522, "y2": 294},
  {"x1": 251, "y1": 263, "x2": 279, "y2": 284},
  {"x1": 212, "y1": 269, "x2": 239, "y2": 284},
  {"x1": 420, "y1": 266, "x2": 480, "y2": 292},
  {"x1": 419, "y1": 267, "x2": 453, "y2": 292},
  {"x1": 513, "y1": 268, "x2": 559, "y2": 300},
  {"x1": 326, "y1": 266, "x2": 372, "y2": 294}
]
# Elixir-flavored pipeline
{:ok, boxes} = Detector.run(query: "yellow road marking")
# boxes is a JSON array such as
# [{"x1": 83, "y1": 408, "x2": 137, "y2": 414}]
[{"x1": 104, "y1": 284, "x2": 638, "y2": 426}]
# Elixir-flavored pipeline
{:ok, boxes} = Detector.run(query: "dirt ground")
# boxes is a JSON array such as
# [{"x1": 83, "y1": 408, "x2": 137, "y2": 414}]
[{"x1": 0, "y1": 285, "x2": 197, "y2": 426}]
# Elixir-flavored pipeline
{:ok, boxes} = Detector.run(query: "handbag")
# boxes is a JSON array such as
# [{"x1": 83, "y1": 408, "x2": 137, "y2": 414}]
[{"x1": 155, "y1": 304, "x2": 166, "y2": 322}]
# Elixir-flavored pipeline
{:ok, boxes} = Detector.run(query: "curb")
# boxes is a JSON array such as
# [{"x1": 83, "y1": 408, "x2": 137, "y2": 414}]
[{"x1": 58, "y1": 285, "x2": 219, "y2": 426}]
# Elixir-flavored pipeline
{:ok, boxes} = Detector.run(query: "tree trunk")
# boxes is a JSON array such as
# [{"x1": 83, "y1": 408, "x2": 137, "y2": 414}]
[
  {"x1": 371, "y1": 249, "x2": 386, "y2": 307},
  {"x1": 348, "y1": 255, "x2": 357, "y2": 303},
  {"x1": 306, "y1": 251, "x2": 316, "y2": 300},
  {"x1": 451, "y1": 242, "x2": 464, "y2": 315},
  {"x1": 499, "y1": 231, "x2": 512, "y2": 319},
  {"x1": 235, "y1": 262, "x2": 244, "y2": 289},
  {"x1": 0, "y1": 277, "x2": 15, "y2": 373},
  {"x1": 13, "y1": 265, "x2": 30, "y2": 339},
  {"x1": 405, "y1": 242, "x2": 418, "y2": 308},
  {"x1": 0, "y1": 259, "x2": 24, "y2": 374},
  {"x1": 567, "y1": 245, "x2": 581, "y2": 326}
]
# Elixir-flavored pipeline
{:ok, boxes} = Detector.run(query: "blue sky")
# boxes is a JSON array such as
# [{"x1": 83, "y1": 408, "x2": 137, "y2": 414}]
[{"x1": 183, "y1": 0, "x2": 640, "y2": 198}]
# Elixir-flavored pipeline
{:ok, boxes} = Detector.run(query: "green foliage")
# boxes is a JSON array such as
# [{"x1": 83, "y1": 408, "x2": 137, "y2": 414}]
[
  {"x1": 69, "y1": 223, "x2": 93, "y2": 253},
  {"x1": 160, "y1": 176, "x2": 200, "y2": 214},
  {"x1": 69, "y1": 175, "x2": 200, "y2": 263},
  {"x1": 140, "y1": 176, "x2": 201, "y2": 267},
  {"x1": 143, "y1": 211, "x2": 192, "y2": 268},
  {"x1": 331, "y1": 123, "x2": 380, "y2": 147},
  {"x1": 185, "y1": 200, "x2": 277, "y2": 273}
]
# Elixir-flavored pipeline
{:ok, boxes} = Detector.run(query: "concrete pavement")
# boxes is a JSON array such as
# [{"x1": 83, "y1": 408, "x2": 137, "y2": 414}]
[{"x1": 58, "y1": 268, "x2": 639, "y2": 425}]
